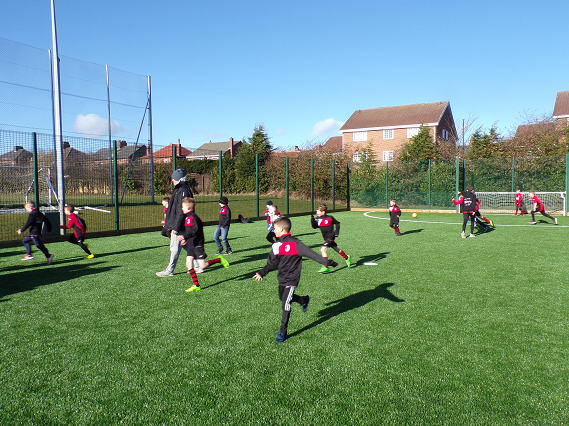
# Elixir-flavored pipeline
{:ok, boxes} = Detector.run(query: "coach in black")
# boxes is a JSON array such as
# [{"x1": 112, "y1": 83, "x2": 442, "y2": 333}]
[{"x1": 156, "y1": 169, "x2": 193, "y2": 277}]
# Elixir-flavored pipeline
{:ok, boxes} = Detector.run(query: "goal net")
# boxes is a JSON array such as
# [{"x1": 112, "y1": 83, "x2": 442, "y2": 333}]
[{"x1": 475, "y1": 192, "x2": 566, "y2": 216}]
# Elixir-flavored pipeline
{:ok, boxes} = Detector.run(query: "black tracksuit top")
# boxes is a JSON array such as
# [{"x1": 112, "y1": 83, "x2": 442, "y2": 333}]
[
  {"x1": 257, "y1": 233, "x2": 333, "y2": 287},
  {"x1": 20, "y1": 208, "x2": 51, "y2": 236},
  {"x1": 311, "y1": 214, "x2": 340, "y2": 242}
]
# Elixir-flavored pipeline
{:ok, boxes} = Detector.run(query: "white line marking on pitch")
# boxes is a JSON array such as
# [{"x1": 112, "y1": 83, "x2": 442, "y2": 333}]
[{"x1": 363, "y1": 211, "x2": 568, "y2": 228}]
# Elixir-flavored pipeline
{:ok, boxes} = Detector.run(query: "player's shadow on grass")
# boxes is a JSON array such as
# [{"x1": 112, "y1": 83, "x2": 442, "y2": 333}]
[
  {"x1": 0, "y1": 262, "x2": 119, "y2": 301},
  {"x1": 401, "y1": 228, "x2": 423, "y2": 235},
  {"x1": 288, "y1": 283, "x2": 404, "y2": 338},
  {"x1": 0, "y1": 249, "x2": 22, "y2": 258},
  {"x1": 95, "y1": 244, "x2": 164, "y2": 258}
]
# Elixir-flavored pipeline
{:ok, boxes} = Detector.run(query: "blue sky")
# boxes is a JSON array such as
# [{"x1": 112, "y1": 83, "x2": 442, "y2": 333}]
[{"x1": 1, "y1": 0, "x2": 568, "y2": 151}]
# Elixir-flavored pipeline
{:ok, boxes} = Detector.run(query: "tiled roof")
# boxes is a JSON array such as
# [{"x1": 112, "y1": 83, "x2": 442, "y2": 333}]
[
  {"x1": 515, "y1": 122, "x2": 557, "y2": 138},
  {"x1": 322, "y1": 136, "x2": 342, "y2": 152},
  {"x1": 553, "y1": 91, "x2": 569, "y2": 117},
  {"x1": 340, "y1": 101, "x2": 450, "y2": 131},
  {"x1": 154, "y1": 144, "x2": 192, "y2": 157},
  {"x1": 91, "y1": 145, "x2": 146, "y2": 161},
  {"x1": 188, "y1": 141, "x2": 236, "y2": 157},
  {"x1": 0, "y1": 148, "x2": 32, "y2": 161}
]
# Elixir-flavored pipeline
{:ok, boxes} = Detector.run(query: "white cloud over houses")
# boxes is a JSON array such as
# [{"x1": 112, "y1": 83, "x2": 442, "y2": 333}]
[
  {"x1": 275, "y1": 127, "x2": 286, "y2": 136},
  {"x1": 72, "y1": 114, "x2": 123, "y2": 138},
  {"x1": 310, "y1": 118, "x2": 344, "y2": 137}
]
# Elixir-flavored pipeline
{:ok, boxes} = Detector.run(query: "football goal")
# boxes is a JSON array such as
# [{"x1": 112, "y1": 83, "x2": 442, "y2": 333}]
[{"x1": 475, "y1": 192, "x2": 566, "y2": 215}]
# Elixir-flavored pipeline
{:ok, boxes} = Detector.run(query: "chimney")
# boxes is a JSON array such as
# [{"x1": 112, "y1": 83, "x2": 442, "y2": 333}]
[
  {"x1": 177, "y1": 139, "x2": 182, "y2": 156},
  {"x1": 14, "y1": 146, "x2": 23, "y2": 151},
  {"x1": 294, "y1": 146, "x2": 300, "y2": 152},
  {"x1": 63, "y1": 142, "x2": 70, "y2": 149},
  {"x1": 118, "y1": 140, "x2": 127, "y2": 149},
  {"x1": 229, "y1": 137, "x2": 234, "y2": 157}
]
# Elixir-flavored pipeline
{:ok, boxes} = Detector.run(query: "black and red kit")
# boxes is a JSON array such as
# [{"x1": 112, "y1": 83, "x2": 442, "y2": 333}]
[{"x1": 311, "y1": 214, "x2": 340, "y2": 244}]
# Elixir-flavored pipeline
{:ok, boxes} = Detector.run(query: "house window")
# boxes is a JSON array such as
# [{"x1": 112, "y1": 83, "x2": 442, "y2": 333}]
[
  {"x1": 383, "y1": 150, "x2": 393, "y2": 162},
  {"x1": 383, "y1": 129, "x2": 393, "y2": 140},
  {"x1": 353, "y1": 131, "x2": 367, "y2": 142},
  {"x1": 407, "y1": 127, "x2": 420, "y2": 138},
  {"x1": 442, "y1": 129, "x2": 449, "y2": 140},
  {"x1": 353, "y1": 152, "x2": 367, "y2": 163}
]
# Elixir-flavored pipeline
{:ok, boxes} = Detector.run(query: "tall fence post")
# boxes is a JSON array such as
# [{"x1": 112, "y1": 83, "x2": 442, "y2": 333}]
[
  {"x1": 32, "y1": 132, "x2": 40, "y2": 208},
  {"x1": 219, "y1": 151, "x2": 223, "y2": 199},
  {"x1": 511, "y1": 157, "x2": 515, "y2": 192},
  {"x1": 563, "y1": 154, "x2": 569, "y2": 216},
  {"x1": 566, "y1": 154, "x2": 569, "y2": 216},
  {"x1": 428, "y1": 159, "x2": 431, "y2": 211},
  {"x1": 285, "y1": 157, "x2": 290, "y2": 215},
  {"x1": 172, "y1": 145, "x2": 176, "y2": 171},
  {"x1": 310, "y1": 159, "x2": 314, "y2": 213},
  {"x1": 256, "y1": 154, "x2": 260, "y2": 218},
  {"x1": 332, "y1": 160, "x2": 336, "y2": 210},
  {"x1": 347, "y1": 162, "x2": 351, "y2": 210},
  {"x1": 455, "y1": 158, "x2": 460, "y2": 212},
  {"x1": 113, "y1": 140, "x2": 120, "y2": 232},
  {"x1": 385, "y1": 161, "x2": 389, "y2": 209}
]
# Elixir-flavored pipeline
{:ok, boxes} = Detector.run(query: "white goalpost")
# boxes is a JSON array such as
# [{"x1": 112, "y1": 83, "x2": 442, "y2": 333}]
[{"x1": 476, "y1": 192, "x2": 566, "y2": 216}]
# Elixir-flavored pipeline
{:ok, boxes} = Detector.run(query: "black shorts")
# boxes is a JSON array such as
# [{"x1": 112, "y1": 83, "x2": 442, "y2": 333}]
[
  {"x1": 322, "y1": 240, "x2": 337, "y2": 248},
  {"x1": 184, "y1": 245, "x2": 206, "y2": 259}
]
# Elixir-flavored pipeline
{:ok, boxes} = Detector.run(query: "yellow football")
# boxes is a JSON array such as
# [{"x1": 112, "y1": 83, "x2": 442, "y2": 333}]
[{"x1": 411, "y1": 213, "x2": 417, "y2": 218}]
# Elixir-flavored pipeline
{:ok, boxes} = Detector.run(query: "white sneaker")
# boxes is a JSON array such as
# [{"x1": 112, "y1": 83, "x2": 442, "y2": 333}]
[
  {"x1": 554, "y1": 218, "x2": 558, "y2": 225},
  {"x1": 194, "y1": 267, "x2": 204, "y2": 274},
  {"x1": 156, "y1": 270, "x2": 173, "y2": 277},
  {"x1": 461, "y1": 232, "x2": 466, "y2": 238},
  {"x1": 468, "y1": 234, "x2": 475, "y2": 238}
]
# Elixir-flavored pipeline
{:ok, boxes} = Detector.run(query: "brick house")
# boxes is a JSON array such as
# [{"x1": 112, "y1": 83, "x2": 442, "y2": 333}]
[
  {"x1": 0, "y1": 146, "x2": 33, "y2": 166},
  {"x1": 91, "y1": 140, "x2": 147, "y2": 165},
  {"x1": 553, "y1": 90, "x2": 569, "y2": 126},
  {"x1": 152, "y1": 139, "x2": 192, "y2": 163},
  {"x1": 186, "y1": 137, "x2": 242, "y2": 160},
  {"x1": 340, "y1": 101, "x2": 458, "y2": 162}
]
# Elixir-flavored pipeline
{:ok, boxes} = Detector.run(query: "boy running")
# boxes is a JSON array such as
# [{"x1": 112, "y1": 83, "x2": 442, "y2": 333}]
[
  {"x1": 514, "y1": 190, "x2": 526, "y2": 216},
  {"x1": 528, "y1": 191, "x2": 557, "y2": 225},
  {"x1": 311, "y1": 203, "x2": 351, "y2": 271},
  {"x1": 17, "y1": 201, "x2": 54, "y2": 264},
  {"x1": 177, "y1": 197, "x2": 229, "y2": 292},
  {"x1": 60, "y1": 204, "x2": 93, "y2": 258},
  {"x1": 254, "y1": 216, "x2": 338, "y2": 343}
]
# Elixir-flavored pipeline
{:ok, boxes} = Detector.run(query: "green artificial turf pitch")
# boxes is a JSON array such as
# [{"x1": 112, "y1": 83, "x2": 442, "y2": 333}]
[{"x1": 1, "y1": 211, "x2": 568, "y2": 425}]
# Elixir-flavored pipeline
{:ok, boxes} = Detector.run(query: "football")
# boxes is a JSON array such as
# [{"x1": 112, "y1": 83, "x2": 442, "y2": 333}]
[{"x1": 411, "y1": 213, "x2": 417, "y2": 218}]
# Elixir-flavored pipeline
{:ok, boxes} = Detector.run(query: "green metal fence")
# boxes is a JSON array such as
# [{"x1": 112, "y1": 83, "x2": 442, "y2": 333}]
[
  {"x1": 350, "y1": 156, "x2": 569, "y2": 211},
  {"x1": 0, "y1": 130, "x2": 349, "y2": 246}
]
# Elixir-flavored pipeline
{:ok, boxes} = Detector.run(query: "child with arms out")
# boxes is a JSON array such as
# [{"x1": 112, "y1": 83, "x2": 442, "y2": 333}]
[
  {"x1": 311, "y1": 203, "x2": 351, "y2": 271},
  {"x1": 253, "y1": 216, "x2": 338, "y2": 343}
]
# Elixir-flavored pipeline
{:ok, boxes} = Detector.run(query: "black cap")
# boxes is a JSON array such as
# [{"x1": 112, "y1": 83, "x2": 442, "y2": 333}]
[
  {"x1": 266, "y1": 200, "x2": 273, "y2": 206},
  {"x1": 219, "y1": 196, "x2": 229, "y2": 204}
]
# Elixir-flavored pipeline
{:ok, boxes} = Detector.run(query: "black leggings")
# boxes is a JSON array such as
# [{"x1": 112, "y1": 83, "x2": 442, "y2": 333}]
[
  {"x1": 69, "y1": 235, "x2": 91, "y2": 255},
  {"x1": 462, "y1": 212, "x2": 475, "y2": 234},
  {"x1": 531, "y1": 210, "x2": 555, "y2": 222}
]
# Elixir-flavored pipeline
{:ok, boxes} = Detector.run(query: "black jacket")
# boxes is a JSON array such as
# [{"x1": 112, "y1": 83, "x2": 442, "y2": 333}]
[
  {"x1": 180, "y1": 210, "x2": 204, "y2": 248},
  {"x1": 219, "y1": 205, "x2": 231, "y2": 227},
  {"x1": 311, "y1": 214, "x2": 340, "y2": 242},
  {"x1": 20, "y1": 208, "x2": 51, "y2": 236},
  {"x1": 257, "y1": 233, "x2": 337, "y2": 286},
  {"x1": 164, "y1": 181, "x2": 193, "y2": 233}
]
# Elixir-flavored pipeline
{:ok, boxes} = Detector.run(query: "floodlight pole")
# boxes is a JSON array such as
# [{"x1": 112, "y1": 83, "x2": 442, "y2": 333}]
[{"x1": 51, "y1": 0, "x2": 65, "y2": 232}]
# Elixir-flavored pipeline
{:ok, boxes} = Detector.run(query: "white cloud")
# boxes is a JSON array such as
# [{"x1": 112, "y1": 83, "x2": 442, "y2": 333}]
[
  {"x1": 275, "y1": 127, "x2": 286, "y2": 136},
  {"x1": 310, "y1": 118, "x2": 344, "y2": 137},
  {"x1": 72, "y1": 114, "x2": 123, "y2": 138}
]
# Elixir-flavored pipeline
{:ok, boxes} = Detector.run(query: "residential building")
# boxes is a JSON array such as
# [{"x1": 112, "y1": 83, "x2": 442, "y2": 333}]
[
  {"x1": 91, "y1": 140, "x2": 147, "y2": 164},
  {"x1": 553, "y1": 90, "x2": 569, "y2": 126},
  {"x1": 340, "y1": 101, "x2": 458, "y2": 162},
  {"x1": 153, "y1": 139, "x2": 192, "y2": 163},
  {"x1": 0, "y1": 146, "x2": 33, "y2": 166},
  {"x1": 186, "y1": 137, "x2": 241, "y2": 160}
]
